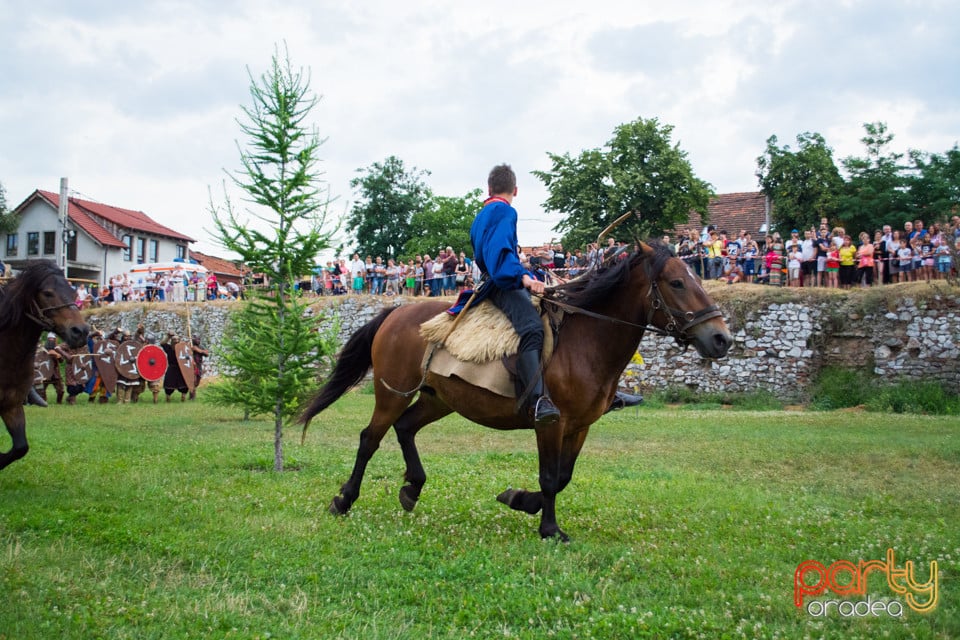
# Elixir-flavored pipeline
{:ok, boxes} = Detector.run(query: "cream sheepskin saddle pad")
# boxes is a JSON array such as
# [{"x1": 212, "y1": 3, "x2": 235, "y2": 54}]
[{"x1": 418, "y1": 300, "x2": 554, "y2": 398}]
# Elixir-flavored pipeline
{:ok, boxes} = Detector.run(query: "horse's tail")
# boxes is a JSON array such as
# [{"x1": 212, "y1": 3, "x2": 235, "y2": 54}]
[{"x1": 299, "y1": 306, "x2": 397, "y2": 443}]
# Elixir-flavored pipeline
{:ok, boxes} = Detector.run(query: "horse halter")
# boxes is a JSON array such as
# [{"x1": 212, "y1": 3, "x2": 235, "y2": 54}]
[
  {"x1": 26, "y1": 299, "x2": 79, "y2": 331},
  {"x1": 644, "y1": 276, "x2": 723, "y2": 346}
]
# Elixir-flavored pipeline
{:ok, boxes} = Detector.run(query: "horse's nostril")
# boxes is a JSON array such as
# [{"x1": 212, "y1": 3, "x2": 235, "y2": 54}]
[{"x1": 714, "y1": 332, "x2": 732, "y2": 351}]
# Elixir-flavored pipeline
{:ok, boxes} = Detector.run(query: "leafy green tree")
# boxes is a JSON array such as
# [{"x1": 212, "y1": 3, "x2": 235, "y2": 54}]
[
  {"x1": 208, "y1": 45, "x2": 337, "y2": 472},
  {"x1": 0, "y1": 181, "x2": 17, "y2": 234},
  {"x1": 756, "y1": 132, "x2": 844, "y2": 233},
  {"x1": 840, "y1": 122, "x2": 911, "y2": 235},
  {"x1": 403, "y1": 188, "x2": 483, "y2": 258},
  {"x1": 348, "y1": 156, "x2": 431, "y2": 259},
  {"x1": 908, "y1": 145, "x2": 960, "y2": 221},
  {"x1": 533, "y1": 117, "x2": 713, "y2": 249}
]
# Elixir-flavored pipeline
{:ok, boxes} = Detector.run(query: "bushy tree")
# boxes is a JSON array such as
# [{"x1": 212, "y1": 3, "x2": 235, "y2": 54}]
[
  {"x1": 840, "y1": 122, "x2": 911, "y2": 235},
  {"x1": 348, "y1": 156, "x2": 431, "y2": 259},
  {"x1": 908, "y1": 145, "x2": 960, "y2": 221},
  {"x1": 756, "y1": 132, "x2": 844, "y2": 232},
  {"x1": 534, "y1": 117, "x2": 713, "y2": 249},
  {"x1": 0, "y1": 181, "x2": 17, "y2": 234},
  {"x1": 208, "y1": 45, "x2": 337, "y2": 471},
  {"x1": 403, "y1": 189, "x2": 483, "y2": 258}
]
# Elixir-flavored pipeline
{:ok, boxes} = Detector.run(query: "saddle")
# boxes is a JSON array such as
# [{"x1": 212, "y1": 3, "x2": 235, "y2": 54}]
[{"x1": 418, "y1": 298, "x2": 558, "y2": 398}]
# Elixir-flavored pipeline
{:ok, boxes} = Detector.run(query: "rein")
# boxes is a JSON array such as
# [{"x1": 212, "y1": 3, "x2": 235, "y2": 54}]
[{"x1": 538, "y1": 260, "x2": 722, "y2": 344}]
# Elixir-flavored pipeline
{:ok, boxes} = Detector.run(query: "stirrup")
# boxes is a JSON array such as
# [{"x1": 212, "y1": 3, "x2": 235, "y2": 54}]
[{"x1": 533, "y1": 396, "x2": 561, "y2": 426}]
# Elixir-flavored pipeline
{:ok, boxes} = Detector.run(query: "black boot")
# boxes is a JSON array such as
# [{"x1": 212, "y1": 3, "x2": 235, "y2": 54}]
[
  {"x1": 605, "y1": 390, "x2": 644, "y2": 414},
  {"x1": 26, "y1": 387, "x2": 48, "y2": 407},
  {"x1": 517, "y1": 350, "x2": 560, "y2": 426}
]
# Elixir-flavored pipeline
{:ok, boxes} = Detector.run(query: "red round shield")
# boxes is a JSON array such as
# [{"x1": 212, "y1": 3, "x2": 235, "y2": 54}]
[{"x1": 136, "y1": 344, "x2": 168, "y2": 382}]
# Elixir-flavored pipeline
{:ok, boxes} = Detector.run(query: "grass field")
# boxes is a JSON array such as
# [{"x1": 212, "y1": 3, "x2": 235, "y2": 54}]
[{"x1": 1, "y1": 394, "x2": 957, "y2": 639}]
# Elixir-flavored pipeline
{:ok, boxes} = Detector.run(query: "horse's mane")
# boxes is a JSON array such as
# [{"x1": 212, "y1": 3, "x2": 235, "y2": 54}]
[
  {"x1": 0, "y1": 260, "x2": 62, "y2": 332},
  {"x1": 549, "y1": 241, "x2": 672, "y2": 311}
]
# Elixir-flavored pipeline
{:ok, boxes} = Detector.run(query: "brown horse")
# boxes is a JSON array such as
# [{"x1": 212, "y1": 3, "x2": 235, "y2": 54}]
[
  {"x1": 300, "y1": 242, "x2": 732, "y2": 540},
  {"x1": 0, "y1": 261, "x2": 89, "y2": 471}
]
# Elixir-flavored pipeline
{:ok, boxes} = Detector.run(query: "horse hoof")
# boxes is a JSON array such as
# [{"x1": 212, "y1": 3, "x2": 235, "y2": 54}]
[
  {"x1": 328, "y1": 496, "x2": 349, "y2": 515},
  {"x1": 496, "y1": 488, "x2": 520, "y2": 507},
  {"x1": 398, "y1": 485, "x2": 419, "y2": 512},
  {"x1": 540, "y1": 528, "x2": 571, "y2": 543}
]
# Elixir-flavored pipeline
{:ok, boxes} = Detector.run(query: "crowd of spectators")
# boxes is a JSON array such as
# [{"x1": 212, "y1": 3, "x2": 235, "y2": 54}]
[
  {"x1": 670, "y1": 215, "x2": 960, "y2": 288},
  {"x1": 306, "y1": 238, "x2": 641, "y2": 298},
  {"x1": 28, "y1": 213, "x2": 954, "y2": 310},
  {"x1": 73, "y1": 267, "x2": 245, "y2": 308},
  {"x1": 310, "y1": 246, "x2": 478, "y2": 297}
]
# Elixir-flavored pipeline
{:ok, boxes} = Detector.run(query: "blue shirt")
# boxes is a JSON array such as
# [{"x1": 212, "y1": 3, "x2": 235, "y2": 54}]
[{"x1": 470, "y1": 197, "x2": 527, "y2": 291}]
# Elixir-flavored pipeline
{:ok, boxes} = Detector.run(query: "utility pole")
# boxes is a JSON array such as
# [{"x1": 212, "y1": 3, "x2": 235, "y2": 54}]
[{"x1": 57, "y1": 177, "x2": 69, "y2": 274}]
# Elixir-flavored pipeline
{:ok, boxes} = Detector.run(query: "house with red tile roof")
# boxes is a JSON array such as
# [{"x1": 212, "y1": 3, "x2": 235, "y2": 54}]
[
  {"x1": 671, "y1": 192, "x2": 772, "y2": 241},
  {"x1": 7, "y1": 189, "x2": 194, "y2": 285},
  {"x1": 188, "y1": 250, "x2": 245, "y2": 286}
]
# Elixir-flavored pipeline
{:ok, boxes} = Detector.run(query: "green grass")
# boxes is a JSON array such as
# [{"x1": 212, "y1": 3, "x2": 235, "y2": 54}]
[
  {"x1": 811, "y1": 367, "x2": 960, "y2": 414},
  {"x1": 1, "y1": 395, "x2": 958, "y2": 639}
]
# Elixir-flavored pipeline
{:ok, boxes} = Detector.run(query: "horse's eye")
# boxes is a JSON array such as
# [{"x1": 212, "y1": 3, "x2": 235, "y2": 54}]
[{"x1": 669, "y1": 279, "x2": 685, "y2": 290}]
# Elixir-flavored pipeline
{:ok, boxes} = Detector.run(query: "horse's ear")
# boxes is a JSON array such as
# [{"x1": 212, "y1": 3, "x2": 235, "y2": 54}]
[{"x1": 636, "y1": 241, "x2": 652, "y2": 255}]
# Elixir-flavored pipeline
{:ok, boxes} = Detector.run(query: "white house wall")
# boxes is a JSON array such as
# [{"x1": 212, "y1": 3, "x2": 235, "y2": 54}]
[
  {"x1": 7, "y1": 200, "x2": 62, "y2": 263},
  {"x1": 9, "y1": 198, "x2": 191, "y2": 285}
]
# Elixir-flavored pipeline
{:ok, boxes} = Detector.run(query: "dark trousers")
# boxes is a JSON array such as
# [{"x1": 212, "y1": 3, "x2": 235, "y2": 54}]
[{"x1": 487, "y1": 286, "x2": 543, "y2": 354}]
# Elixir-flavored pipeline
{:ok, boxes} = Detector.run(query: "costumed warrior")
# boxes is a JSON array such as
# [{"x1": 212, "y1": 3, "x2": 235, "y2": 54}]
[
  {"x1": 35, "y1": 332, "x2": 65, "y2": 404},
  {"x1": 55, "y1": 340, "x2": 91, "y2": 405},
  {"x1": 188, "y1": 335, "x2": 209, "y2": 400},
  {"x1": 160, "y1": 332, "x2": 189, "y2": 402}
]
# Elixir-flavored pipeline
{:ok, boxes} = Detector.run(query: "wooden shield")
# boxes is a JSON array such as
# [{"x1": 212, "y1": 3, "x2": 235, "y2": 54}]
[
  {"x1": 33, "y1": 349, "x2": 56, "y2": 385},
  {"x1": 115, "y1": 340, "x2": 141, "y2": 380},
  {"x1": 136, "y1": 344, "x2": 167, "y2": 382},
  {"x1": 175, "y1": 341, "x2": 196, "y2": 391},
  {"x1": 69, "y1": 354, "x2": 95, "y2": 386},
  {"x1": 92, "y1": 339, "x2": 119, "y2": 393}
]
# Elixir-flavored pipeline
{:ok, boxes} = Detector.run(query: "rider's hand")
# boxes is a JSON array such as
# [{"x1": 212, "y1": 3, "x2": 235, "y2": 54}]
[{"x1": 522, "y1": 274, "x2": 545, "y2": 295}]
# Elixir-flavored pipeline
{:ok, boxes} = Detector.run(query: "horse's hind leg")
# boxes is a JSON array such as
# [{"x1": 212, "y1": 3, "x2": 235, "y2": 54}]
[
  {"x1": 0, "y1": 407, "x2": 28, "y2": 471},
  {"x1": 330, "y1": 394, "x2": 410, "y2": 515},
  {"x1": 394, "y1": 394, "x2": 451, "y2": 511}
]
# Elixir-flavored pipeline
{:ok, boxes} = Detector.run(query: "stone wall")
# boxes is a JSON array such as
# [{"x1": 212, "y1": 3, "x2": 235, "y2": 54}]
[
  {"x1": 84, "y1": 285, "x2": 960, "y2": 401},
  {"x1": 623, "y1": 286, "x2": 960, "y2": 400}
]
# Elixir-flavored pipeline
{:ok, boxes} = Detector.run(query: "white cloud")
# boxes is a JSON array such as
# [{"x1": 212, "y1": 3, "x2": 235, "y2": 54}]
[{"x1": 1, "y1": 0, "x2": 957, "y2": 255}]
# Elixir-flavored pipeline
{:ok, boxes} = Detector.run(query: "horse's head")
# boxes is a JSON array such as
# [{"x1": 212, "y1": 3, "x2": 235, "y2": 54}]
[
  {"x1": 20, "y1": 261, "x2": 89, "y2": 347},
  {"x1": 639, "y1": 242, "x2": 732, "y2": 359}
]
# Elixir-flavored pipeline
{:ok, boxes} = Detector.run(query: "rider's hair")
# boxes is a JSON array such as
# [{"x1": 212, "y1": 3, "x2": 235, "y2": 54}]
[{"x1": 487, "y1": 164, "x2": 516, "y2": 196}]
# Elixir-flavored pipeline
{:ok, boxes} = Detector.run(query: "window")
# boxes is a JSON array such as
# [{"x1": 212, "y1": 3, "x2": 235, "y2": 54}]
[
  {"x1": 27, "y1": 232, "x2": 39, "y2": 256},
  {"x1": 5, "y1": 234, "x2": 17, "y2": 257},
  {"x1": 43, "y1": 231, "x2": 56, "y2": 255},
  {"x1": 149, "y1": 239, "x2": 159, "y2": 263},
  {"x1": 175, "y1": 245, "x2": 186, "y2": 260},
  {"x1": 122, "y1": 234, "x2": 132, "y2": 261},
  {"x1": 136, "y1": 237, "x2": 146, "y2": 264},
  {"x1": 67, "y1": 234, "x2": 77, "y2": 261}
]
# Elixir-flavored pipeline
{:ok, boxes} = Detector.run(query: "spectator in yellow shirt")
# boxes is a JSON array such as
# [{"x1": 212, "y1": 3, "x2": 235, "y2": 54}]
[{"x1": 838, "y1": 235, "x2": 858, "y2": 289}]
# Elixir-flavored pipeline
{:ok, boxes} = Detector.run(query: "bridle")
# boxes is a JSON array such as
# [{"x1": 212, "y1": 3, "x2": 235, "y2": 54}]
[
  {"x1": 642, "y1": 275, "x2": 723, "y2": 345},
  {"x1": 26, "y1": 299, "x2": 79, "y2": 331},
  {"x1": 540, "y1": 256, "x2": 723, "y2": 346}
]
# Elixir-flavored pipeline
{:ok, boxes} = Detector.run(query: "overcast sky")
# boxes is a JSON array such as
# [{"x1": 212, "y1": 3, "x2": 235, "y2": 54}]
[{"x1": 2, "y1": 0, "x2": 958, "y2": 256}]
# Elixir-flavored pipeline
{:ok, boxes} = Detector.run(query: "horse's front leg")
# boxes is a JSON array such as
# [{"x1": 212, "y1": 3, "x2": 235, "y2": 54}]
[
  {"x1": 0, "y1": 405, "x2": 28, "y2": 471},
  {"x1": 534, "y1": 423, "x2": 567, "y2": 540},
  {"x1": 498, "y1": 425, "x2": 590, "y2": 541}
]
